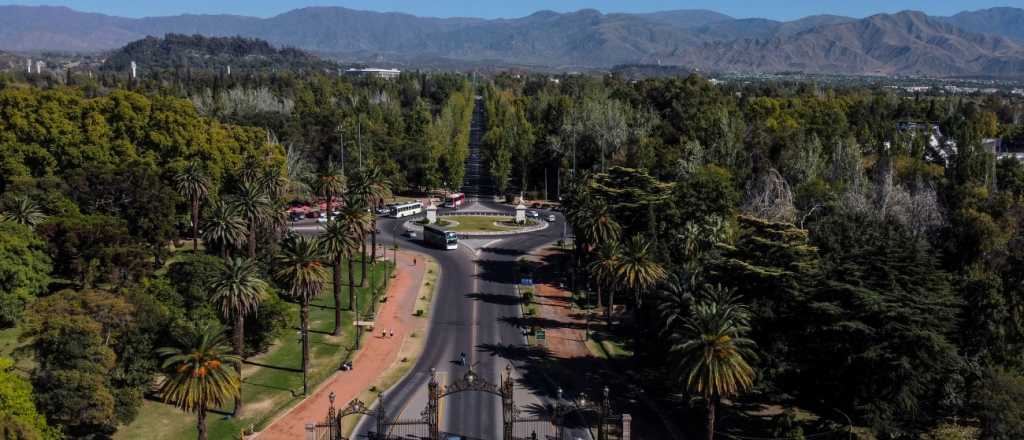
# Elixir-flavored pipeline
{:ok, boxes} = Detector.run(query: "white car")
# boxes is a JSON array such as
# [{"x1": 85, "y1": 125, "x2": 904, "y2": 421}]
[
  {"x1": 526, "y1": 210, "x2": 539, "y2": 218},
  {"x1": 547, "y1": 214, "x2": 556, "y2": 222}
]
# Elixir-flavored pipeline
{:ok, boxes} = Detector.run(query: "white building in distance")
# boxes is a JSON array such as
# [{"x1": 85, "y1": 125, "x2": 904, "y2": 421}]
[{"x1": 345, "y1": 68, "x2": 401, "y2": 80}]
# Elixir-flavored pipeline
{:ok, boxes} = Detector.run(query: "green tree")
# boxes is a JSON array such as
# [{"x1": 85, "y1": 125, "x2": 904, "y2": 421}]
[
  {"x1": 669, "y1": 284, "x2": 756, "y2": 440},
  {"x1": 229, "y1": 181, "x2": 273, "y2": 259},
  {"x1": 174, "y1": 160, "x2": 211, "y2": 252},
  {"x1": 35, "y1": 214, "x2": 131, "y2": 288},
  {"x1": 804, "y1": 211, "x2": 960, "y2": 433},
  {"x1": 25, "y1": 313, "x2": 118, "y2": 438},
  {"x1": 312, "y1": 161, "x2": 345, "y2": 218},
  {"x1": 273, "y1": 234, "x2": 327, "y2": 395},
  {"x1": 0, "y1": 196, "x2": 46, "y2": 228},
  {"x1": 587, "y1": 242, "x2": 620, "y2": 311},
  {"x1": 157, "y1": 325, "x2": 241, "y2": 440},
  {"x1": 613, "y1": 235, "x2": 666, "y2": 323},
  {"x1": 0, "y1": 221, "x2": 51, "y2": 327},
  {"x1": 319, "y1": 219, "x2": 358, "y2": 335},
  {"x1": 973, "y1": 367, "x2": 1024, "y2": 440},
  {"x1": 201, "y1": 201, "x2": 247, "y2": 259},
  {"x1": 0, "y1": 357, "x2": 60, "y2": 440},
  {"x1": 336, "y1": 206, "x2": 371, "y2": 302},
  {"x1": 208, "y1": 257, "x2": 266, "y2": 416}
]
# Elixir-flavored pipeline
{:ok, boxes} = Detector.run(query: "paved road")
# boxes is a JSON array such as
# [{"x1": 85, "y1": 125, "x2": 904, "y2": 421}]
[{"x1": 343, "y1": 97, "x2": 570, "y2": 439}]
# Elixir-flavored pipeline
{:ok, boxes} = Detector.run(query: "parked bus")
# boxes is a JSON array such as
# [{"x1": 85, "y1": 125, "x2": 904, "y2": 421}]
[
  {"x1": 444, "y1": 192, "x2": 465, "y2": 208},
  {"x1": 423, "y1": 225, "x2": 458, "y2": 250},
  {"x1": 388, "y1": 201, "x2": 423, "y2": 218}
]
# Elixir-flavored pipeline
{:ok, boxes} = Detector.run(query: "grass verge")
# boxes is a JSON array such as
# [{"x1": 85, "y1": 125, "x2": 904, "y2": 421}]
[{"x1": 114, "y1": 261, "x2": 391, "y2": 440}]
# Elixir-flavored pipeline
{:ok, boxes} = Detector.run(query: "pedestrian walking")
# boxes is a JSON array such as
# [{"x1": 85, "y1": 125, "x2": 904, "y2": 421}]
[
  {"x1": 389, "y1": 329, "x2": 394, "y2": 338},
  {"x1": 381, "y1": 329, "x2": 387, "y2": 338},
  {"x1": 413, "y1": 257, "x2": 417, "y2": 266}
]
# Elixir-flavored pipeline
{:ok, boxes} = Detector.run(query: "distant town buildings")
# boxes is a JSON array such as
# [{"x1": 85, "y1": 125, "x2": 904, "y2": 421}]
[{"x1": 344, "y1": 68, "x2": 400, "y2": 80}]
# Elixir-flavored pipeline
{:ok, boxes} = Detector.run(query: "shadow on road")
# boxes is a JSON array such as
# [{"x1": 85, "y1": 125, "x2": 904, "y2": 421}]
[{"x1": 466, "y1": 292, "x2": 524, "y2": 306}]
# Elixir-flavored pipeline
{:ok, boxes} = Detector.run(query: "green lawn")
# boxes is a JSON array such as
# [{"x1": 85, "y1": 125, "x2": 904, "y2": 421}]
[
  {"x1": 445, "y1": 216, "x2": 532, "y2": 233},
  {"x1": 114, "y1": 261, "x2": 391, "y2": 440}
]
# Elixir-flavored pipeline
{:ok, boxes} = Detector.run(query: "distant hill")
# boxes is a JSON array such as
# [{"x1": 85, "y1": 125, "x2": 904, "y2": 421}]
[
  {"x1": 941, "y1": 7, "x2": 1024, "y2": 44},
  {"x1": 100, "y1": 34, "x2": 335, "y2": 72},
  {"x1": 671, "y1": 11, "x2": 1024, "y2": 77},
  {"x1": 2, "y1": 5, "x2": 1024, "y2": 76},
  {"x1": 632, "y1": 9, "x2": 734, "y2": 29}
]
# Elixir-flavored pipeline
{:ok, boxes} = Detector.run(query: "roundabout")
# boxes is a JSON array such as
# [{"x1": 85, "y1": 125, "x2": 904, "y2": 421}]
[{"x1": 403, "y1": 214, "x2": 549, "y2": 237}]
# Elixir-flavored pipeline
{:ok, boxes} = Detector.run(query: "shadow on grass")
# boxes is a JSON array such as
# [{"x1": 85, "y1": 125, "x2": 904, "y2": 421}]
[
  {"x1": 244, "y1": 360, "x2": 302, "y2": 373},
  {"x1": 244, "y1": 379, "x2": 299, "y2": 396}
]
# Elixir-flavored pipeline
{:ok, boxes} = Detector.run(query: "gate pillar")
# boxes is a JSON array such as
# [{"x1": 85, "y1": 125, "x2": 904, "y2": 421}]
[
  {"x1": 598, "y1": 386, "x2": 610, "y2": 440},
  {"x1": 427, "y1": 368, "x2": 440, "y2": 440},
  {"x1": 502, "y1": 365, "x2": 515, "y2": 440},
  {"x1": 376, "y1": 392, "x2": 386, "y2": 439}
]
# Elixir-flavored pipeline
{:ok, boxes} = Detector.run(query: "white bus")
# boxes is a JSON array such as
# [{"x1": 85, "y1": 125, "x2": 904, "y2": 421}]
[{"x1": 388, "y1": 201, "x2": 423, "y2": 218}]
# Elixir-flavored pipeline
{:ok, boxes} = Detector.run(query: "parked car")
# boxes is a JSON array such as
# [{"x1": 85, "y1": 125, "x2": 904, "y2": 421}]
[
  {"x1": 526, "y1": 210, "x2": 539, "y2": 218},
  {"x1": 404, "y1": 231, "x2": 418, "y2": 239},
  {"x1": 289, "y1": 212, "x2": 305, "y2": 222}
]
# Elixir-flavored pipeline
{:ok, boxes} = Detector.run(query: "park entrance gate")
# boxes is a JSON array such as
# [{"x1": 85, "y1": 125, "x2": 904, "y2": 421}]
[{"x1": 307, "y1": 365, "x2": 631, "y2": 440}]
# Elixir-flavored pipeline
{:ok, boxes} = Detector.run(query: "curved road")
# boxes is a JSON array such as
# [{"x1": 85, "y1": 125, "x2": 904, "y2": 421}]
[{"x1": 348, "y1": 97, "x2": 568, "y2": 439}]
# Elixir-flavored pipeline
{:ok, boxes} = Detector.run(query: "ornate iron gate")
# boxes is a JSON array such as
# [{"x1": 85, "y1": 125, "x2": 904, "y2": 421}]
[{"x1": 307, "y1": 364, "x2": 630, "y2": 440}]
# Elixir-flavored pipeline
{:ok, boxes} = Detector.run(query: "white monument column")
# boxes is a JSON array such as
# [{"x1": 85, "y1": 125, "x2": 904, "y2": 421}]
[
  {"x1": 515, "y1": 202, "x2": 527, "y2": 224},
  {"x1": 425, "y1": 201, "x2": 438, "y2": 224}
]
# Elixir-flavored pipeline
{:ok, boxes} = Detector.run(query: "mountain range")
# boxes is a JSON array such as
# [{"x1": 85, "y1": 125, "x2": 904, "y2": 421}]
[{"x1": 3, "y1": 5, "x2": 1024, "y2": 76}]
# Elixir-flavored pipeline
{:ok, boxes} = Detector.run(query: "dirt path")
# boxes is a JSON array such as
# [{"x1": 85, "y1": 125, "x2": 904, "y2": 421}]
[{"x1": 255, "y1": 251, "x2": 427, "y2": 439}]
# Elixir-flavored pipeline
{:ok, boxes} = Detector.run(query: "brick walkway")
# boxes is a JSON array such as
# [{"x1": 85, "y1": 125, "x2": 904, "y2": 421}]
[
  {"x1": 255, "y1": 251, "x2": 427, "y2": 439},
  {"x1": 527, "y1": 247, "x2": 594, "y2": 359}
]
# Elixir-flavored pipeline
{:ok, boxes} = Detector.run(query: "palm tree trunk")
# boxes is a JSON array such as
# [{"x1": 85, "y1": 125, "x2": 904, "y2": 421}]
[
  {"x1": 359, "y1": 240, "x2": 367, "y2": 287},
  {"x1": 371, "y1": 219, "x2": 378, "y2": 261},
  {"x1": 192, "y1": 198, "x2": 200, "y2": 251},
  {"x1": 248, "y1": 222, "x2": 257, "y2": 259},
  {"x1": 333, "y1": 257, "x2": 343, "y2": 335},
  {"x1": 596, "y1": 284, "x2": 603, "y2": 309},
  {"x1": 233, "y1": 314, "x2": 244, "y2": 416},
  {"x1": 197, "y1": 403, "x2": 208, "y2": 440},
  {"x1": 607, "y1": 288, "x2": 615, "y2": 328},
  {"x1": 348, "y1": 257, "x2": 356, "y2": 311},
  {"x1": 706, "y1": 397, "x2": 716, "y2": 440},
  {"x1": 301, "y1": 300, "x2": 310, "y2": 396}
]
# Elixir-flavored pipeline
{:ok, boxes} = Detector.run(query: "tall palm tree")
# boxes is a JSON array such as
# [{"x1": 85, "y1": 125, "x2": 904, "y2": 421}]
[
  {"x1": 201, "y1": 202, "x2": 247, "y2": 259},
  {"x1": 157, "y1": 325, "x2": 241, "y2": 440},
  {"x1": 209, "y1": 258, "x2": 267, "y2": 416},
  {"x1": 616, "y1": 235, "x2": 666, "y2": 305},
  {"x1": 351, "y1": 165, "x2": 392, "y2": 262},
  {"x1": 274, "y1": 234, "x2": 328, "y2": 396},
  {"x1": 313, "y1": 161, "x2": 345, "y2": 220},
  {"x1": 669, "y1": 285, "x2": 756, "y2": 440},
  {"x1": 610, "y1": 235, "x2": 666, "y2": 326},
  {"x1": 587, "y1": 241, "x2": 621, "y2": 311},
  {"x1": 174, "y1": 160, "x2": 211, "y2": 251},
  {"x1": 579, "y1": 204, "x2": 621, "y2": 252},
  {"x1": 1, "y1": 196, "x2": 46, "y2": 228},
  {"x1": 230, "y1": 182, "x2": 272, "y2": 260},
  {"x1": 336, "y1": 206, "x2": 371, "y2": 307},
  {"x1": 320, "y1": 220, "x2": 358, "y2": 335}
]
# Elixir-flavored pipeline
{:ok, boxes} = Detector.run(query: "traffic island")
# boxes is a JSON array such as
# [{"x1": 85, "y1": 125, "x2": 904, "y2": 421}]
[{"x1": 403, "y1": 215, "x2": 548, "y2": 237}]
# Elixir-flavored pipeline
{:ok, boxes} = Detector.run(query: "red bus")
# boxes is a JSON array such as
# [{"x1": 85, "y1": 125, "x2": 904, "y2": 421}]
[{"x1": 444, "y1": 192, "x2": 465, "y2": 208}]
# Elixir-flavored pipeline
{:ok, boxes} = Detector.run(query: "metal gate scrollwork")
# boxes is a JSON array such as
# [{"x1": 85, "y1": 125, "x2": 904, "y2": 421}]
[{"x1": 308, "y1": 363, "x2": 630, "y2": 440}]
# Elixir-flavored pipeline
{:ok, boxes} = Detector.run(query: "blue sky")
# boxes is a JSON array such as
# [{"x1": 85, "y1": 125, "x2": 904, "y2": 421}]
[{"x1": 6, "y1": 0, "x2": 1024, "y2": 20}]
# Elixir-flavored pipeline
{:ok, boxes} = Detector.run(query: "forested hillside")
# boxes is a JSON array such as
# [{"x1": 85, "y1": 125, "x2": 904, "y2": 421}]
[{"x1": 101, "y1": 34, "x2": 337, "y2": 72}]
